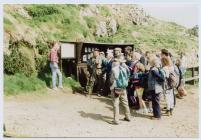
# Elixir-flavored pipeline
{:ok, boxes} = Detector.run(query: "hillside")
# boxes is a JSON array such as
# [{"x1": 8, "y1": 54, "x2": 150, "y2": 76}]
[{"x1": 3, "y1": 4, "x2": 199, "y2": 94}]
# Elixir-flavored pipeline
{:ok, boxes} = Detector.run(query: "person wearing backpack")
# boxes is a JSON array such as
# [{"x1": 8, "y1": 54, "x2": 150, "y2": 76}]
[
  {"x1": 161, "y1": 57, "x2": 175, "y2": 116},
  {"x1": 109, "y1": 58, "x2": 131, "y2": 125},
  {"x1": 161, "y1": 49, "x2": 179, "y2": 109}
]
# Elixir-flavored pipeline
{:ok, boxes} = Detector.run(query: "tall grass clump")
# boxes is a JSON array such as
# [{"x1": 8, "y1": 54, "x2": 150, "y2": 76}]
[{"x1": 4, "y1": 73, "x2": 46, "y2": 95}]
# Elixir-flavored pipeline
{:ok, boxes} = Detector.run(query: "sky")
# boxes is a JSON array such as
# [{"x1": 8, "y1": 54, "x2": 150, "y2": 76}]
[{"x1": 140, "y1": 3, "x2": 199, "y2": 28}]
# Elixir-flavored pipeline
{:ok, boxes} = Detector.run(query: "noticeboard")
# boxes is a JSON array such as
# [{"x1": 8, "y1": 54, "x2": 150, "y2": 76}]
[{"x1": 61, "y1": 43, "x2": 75, "y2": 59}]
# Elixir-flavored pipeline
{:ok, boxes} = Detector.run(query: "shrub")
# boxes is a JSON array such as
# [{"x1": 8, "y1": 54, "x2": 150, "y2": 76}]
[
  {"x1": 35, "y1": 55, "x2": 49, "y2": 73},
  {"x1": 4, "y1": 41, "x2": 36, "y2": 77},
  {"x1": 187, "y1": 25, "x2": 198, "y2": 37},
  {"x1": 25, "y1": 5, "x2": 60, "y2": 18},
  {"x1": 36, "y1": 41, "x2": 49, "y2": 55}
]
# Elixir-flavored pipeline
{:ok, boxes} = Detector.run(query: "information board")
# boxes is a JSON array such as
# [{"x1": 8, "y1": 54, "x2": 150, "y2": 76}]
[{"x1": 61, "y1": 43, "x2": 75, "y2": 58}]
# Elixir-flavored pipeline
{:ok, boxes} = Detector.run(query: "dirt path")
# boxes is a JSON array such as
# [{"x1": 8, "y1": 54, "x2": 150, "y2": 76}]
[{"x1": 4, "y1": 85, "x2": 199, "y2": 138}]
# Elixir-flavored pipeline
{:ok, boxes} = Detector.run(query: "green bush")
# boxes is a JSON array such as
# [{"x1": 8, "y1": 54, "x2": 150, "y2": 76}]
[
  {"x1": 4, "y1": 49, "x2": 36, "y2": 77},
  {"x1": 187, "y1": 25, "x2": 198, "y2": 37},
  {"x1": 25, "y1": 5, "x2": 60, "y2": 18},
  {"x1": 4, "y1": 40, "x2": 36, "y2": 77},
  {"x1": 36, "y1": 41, "x2": 49, "y2": 55},
  {"x1": 35, "y1": 55, "x2": 49, "y2": 73}
]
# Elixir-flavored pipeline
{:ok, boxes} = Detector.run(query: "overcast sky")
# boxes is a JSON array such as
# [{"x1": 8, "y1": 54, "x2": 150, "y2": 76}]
[{"x1": 140, "y1": 4, "x2": 199, "y2": 28}]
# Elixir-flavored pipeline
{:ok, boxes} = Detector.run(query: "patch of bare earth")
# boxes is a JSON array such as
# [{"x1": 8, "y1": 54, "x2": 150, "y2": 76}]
[{"x1": 4, "y1": 86, "x2": 199, "y2": 138}]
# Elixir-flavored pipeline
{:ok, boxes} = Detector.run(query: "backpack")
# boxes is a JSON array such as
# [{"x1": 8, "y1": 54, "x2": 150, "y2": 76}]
[
  {"x1": 116, "y1": 66, "x2": 129, "y2": 88},
  {"x1": 167, "y1": 71, "x2": 179, "y2": 89}
]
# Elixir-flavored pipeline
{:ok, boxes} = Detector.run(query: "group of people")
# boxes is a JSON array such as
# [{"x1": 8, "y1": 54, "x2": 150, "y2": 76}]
[
  {"x1": 84, "y1": 46, "x2": 187, "y2": 125},
  {"x1": 49, "y1": 41, "x2": 187, "y2": 125}
]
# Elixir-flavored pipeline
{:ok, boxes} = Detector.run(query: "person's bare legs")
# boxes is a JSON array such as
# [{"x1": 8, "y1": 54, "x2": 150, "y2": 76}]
[{"x1": 137, "y1": 89, "x2": 148, "y2": 114}]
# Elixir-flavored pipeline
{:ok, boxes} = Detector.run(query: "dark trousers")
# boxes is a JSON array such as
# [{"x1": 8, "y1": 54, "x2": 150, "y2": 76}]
[
  {"x1": 104, "y1": 74, "x2": 111, "y2": 96},
  {"x1": 151, "y1": 90, "x2": 161, "y2": 118},
  {"x1": 173, "y1": 89, "x2": 176, "y2": 106},
  {"x1": 95, "y1": 73, "x2": 105, "y2": 95}
]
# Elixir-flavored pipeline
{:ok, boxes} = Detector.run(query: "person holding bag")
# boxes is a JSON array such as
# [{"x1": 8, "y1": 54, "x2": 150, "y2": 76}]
[{"x1": 175, "y1": 59, "x2": 187, "y2": 99}]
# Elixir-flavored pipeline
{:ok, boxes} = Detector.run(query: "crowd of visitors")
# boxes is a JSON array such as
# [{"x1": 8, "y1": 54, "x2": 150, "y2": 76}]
[
  {"x1": 49, "y1": 41, "x2": 187, "y2": 125},
  {"x1": 84, "y1": 46, "x2": 187, "y2": 124}
]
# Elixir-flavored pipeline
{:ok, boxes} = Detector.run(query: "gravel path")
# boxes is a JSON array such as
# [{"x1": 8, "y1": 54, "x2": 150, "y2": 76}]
[{"x1": 4, "y1": 86, "x2": 199, "y2": 138}]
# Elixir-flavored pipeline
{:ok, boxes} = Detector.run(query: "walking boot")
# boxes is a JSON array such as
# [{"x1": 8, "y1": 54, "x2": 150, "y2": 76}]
[
  {"x1": 166, "y1": 110, "x2": 171, "y2": 116},
  {"x1": 170, "y1": 108, "x2": 173, "y2": 116}
]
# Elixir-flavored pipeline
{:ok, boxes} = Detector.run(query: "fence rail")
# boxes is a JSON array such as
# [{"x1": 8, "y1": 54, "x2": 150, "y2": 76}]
[{"x1": 185, "y1": 66, "x2": 199, "y2": 85}]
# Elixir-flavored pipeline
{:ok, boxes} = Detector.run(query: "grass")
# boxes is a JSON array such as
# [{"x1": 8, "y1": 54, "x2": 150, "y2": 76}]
[
  {"x1": 4, "y1": 73, "x2": 81, "y2": 96},
  {"x1": 4, "y1": 73, "x2": 46, "y2": 95},
  {"x1": 98, "y1": 6, "x2": 111, "y2": 17}
]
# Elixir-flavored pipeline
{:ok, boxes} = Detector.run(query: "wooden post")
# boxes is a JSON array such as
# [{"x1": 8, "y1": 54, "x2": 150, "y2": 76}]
[
  {"x1": 76, "y1": 65, "x2": 79, "y2": 81},
  {"x1": 59, "y1": 43, "x2": 63, "y2": 75},
  {"x1": 191, "y1": 67, "x2": 195, "y2": 85}
]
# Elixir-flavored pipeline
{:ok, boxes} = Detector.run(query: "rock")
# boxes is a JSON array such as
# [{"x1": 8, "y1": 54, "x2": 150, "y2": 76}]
[
  {"x1": 13, "y1": 5, "x2": 31, "y2": 19},
  {"x1": 96, "y1": 18, "x2": 118, "y2": 37},
  {"x1": 96, "y1": 21, "x2": 108, "y2": 37},
  {"x1": 107, "y1": 18, "x2": 117, "y2": 36},
  {"x1": 128, "y1": 6, "x2": 148, "y2": 25}
]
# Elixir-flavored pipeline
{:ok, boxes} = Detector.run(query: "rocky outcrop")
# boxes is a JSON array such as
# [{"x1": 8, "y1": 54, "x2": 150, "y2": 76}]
[
  {"x1": 107, "y1": 18, "x2": 118, "y2": 36},
  {"x1": 13, "y1": 5, "x2": 31, "y2": 19},
  {"x1": 96, "y1": 21, "x2": 107, "y2": 37},
  {"x1": 96, "y1": 18, "x2": 118, "y2": 37},
  {"x1": 128, "y1": 6, "x2": 148, "y2": 25}
]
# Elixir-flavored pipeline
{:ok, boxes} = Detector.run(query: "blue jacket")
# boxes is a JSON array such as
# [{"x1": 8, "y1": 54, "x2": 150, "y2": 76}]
[
  {"x1": 106, "y1": 59, "x2": 113, "y2": 75},
  {"x1": 136, "y1": 67, "x2": 164, "y2": 93},
  {"x1": 148, "y1": 67, "x2": 164, "y2": 94}
]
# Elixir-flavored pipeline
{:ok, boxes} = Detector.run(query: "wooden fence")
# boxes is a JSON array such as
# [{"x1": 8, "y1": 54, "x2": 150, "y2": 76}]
[{"x1": 185, "y1": 66, "x2": 199, "y2": 85}]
